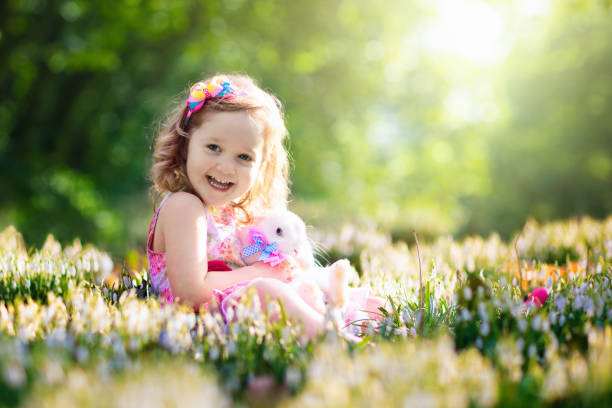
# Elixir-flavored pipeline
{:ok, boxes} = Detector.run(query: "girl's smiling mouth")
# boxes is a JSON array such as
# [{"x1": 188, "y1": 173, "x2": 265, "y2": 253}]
[{"x1": 207, "y1": 175, "x2": 233, "y2": 191}]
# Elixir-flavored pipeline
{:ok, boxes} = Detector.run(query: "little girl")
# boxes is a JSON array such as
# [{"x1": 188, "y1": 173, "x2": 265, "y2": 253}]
[{"x1": 147, "y1": 74, "x2": 382, "y2": 338}]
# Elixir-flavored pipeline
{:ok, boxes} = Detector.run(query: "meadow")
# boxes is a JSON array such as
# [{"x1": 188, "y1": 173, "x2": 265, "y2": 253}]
[
  {"x1": 0, "y1": 214, "x2": 611, "y2": 407},
  {"x1": 2, "y1": 1, "x2": 611, "y2": 406}
]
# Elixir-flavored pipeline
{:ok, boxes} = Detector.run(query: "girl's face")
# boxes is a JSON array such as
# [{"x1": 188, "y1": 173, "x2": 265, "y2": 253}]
[{"x1": 186, "y1": 111, "x2": 264, "y2": 207}]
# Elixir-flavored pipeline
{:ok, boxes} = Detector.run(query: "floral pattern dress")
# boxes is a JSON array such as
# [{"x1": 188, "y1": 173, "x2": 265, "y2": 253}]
[{"x1": 146, "y1": 193, "x2": 245, "y2": 305}]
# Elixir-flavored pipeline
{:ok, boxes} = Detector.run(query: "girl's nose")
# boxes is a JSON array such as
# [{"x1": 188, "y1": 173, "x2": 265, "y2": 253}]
[{"x1": 216, "y1": 158, "x2": 234, "y2": 175}]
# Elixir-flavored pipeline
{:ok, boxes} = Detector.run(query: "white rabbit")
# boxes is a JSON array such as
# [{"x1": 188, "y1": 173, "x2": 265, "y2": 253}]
[{"x1": 238, "y1": 209, "x2": 357, "y2": 313}]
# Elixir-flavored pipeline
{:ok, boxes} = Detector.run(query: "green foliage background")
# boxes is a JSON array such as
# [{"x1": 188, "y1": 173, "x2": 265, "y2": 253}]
[{"x1": 1, "y1": 0, "x2": 611, "y2": 254}]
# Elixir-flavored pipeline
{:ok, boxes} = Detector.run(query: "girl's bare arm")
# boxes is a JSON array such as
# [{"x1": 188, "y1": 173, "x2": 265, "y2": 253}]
[
  {"x1": 158, "y1": 192, "x2": 291, "y2": 308},
  {"x1": 202, "y1": 262, "x2": 293, "y2": 302}
]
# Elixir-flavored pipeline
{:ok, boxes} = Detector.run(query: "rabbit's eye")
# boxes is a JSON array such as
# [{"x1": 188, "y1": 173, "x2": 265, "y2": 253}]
[{"x1": 276, "y1": 227, "x2": 283, "y2": 236}]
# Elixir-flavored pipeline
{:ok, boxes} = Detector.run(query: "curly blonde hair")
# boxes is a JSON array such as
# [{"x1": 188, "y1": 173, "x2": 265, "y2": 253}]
[{"x1": 150, "y1": 74, "x2": 290, "y2": 222}]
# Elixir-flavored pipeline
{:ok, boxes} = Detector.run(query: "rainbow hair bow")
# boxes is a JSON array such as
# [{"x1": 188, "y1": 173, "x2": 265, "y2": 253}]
[
  {"x1": 185, "y1": 77, "x2": 241, "y2": 124},
  {"x1": 241, "y1": 227, "x2": 286, "y2": 267}
]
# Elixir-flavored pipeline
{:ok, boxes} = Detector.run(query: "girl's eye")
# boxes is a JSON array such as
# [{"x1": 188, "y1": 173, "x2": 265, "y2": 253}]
[
  {"x1": 238, "y1": 153, "x2": 252, "y2": 161},
  {"x1": 276, "y1": 227, "x2": 283, "y2": 236},
  {"x1": 207, "y1": 144, "x2": 221, "y2": 152}
]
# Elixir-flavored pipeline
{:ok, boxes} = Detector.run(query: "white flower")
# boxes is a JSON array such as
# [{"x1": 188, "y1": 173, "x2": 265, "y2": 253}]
[
  {"x1": 395, "y1": 327, "x2": 409, "y2": 337},
  {"x1": 531, "y1": 315, "x2": 542, "y2": 331},
  {"x1": 41, "y1": 360, "x2": 64, "y2": 385},
  {"x1": 75, "y1": 346, "x2": 89, "y2": 363},
  {"x1": 99, "y1": 253, "x2": 113, "y2": 279},
  {"x1": 584, "y1": 298, "x2": 595, "y2": 317},
  {"x1": 573, "y1": 295, "x2": 584, "y2": 311},
  {"x1": 226, "y1": 340, "x2": 238, "y2": 356},
  {"x1": 463, "y1": 287, "x2": 472, "y2": 300},
  {"x1": 528, "y1": 344, "x2": 537, "y2": 358},
  {"x1": 208, "y1": 346, "x2": 220, "y2": 360},
  {"x1": 480, "y1": 321, "x2": 490, "y2": 336},
  {"x1": 285, "y1": 367, "x2": 302, "y2": 388},
  {"x1": 554, "y1": 296, "x2": 567, "y2": 311},
  {"x1": 16, "y1": 258, "x2": 26, "y2": 276},
  {"x1": 478, "y1": 302, "x2": 488, "y2": 320},
  {"x1": 3, "y1": 362, "x2": 26, "y2": 387},
  {"x1": 401, "y1": 310, "x2": 410, "y2": 325},
  {"x1": 541, "y1": 359, "x2": 568, "y2": 401}
]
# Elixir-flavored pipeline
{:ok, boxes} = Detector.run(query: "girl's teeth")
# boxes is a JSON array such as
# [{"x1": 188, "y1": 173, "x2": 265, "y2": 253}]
[{"x1": 208, "y1": 176, "x2": 232, "y2": 190}]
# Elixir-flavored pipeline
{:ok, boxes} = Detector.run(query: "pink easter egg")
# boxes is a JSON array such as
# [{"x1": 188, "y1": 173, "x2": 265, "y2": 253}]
[{"x1": 527, "y1": 287, "x2": 549, "y2": 307}]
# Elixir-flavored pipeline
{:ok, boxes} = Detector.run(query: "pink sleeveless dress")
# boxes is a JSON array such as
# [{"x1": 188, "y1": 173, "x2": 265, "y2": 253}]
[{"x1": 146, "y1": 193, "x2": 249, "y2": 308}]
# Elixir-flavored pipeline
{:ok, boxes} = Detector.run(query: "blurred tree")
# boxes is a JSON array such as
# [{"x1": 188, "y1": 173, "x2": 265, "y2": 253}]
[
  {"x1": 0, "y1": 0, "x2": 610, "y2": 253},
  {"x1": 1, "y1": 0, "x2": 214, "y2": 252},
  {"x1": 460, "y1": 2, "x2": 612, "y2": 237}
]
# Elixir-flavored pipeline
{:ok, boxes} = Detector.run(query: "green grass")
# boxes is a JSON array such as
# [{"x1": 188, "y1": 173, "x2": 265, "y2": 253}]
[{"x1": 0, "y1": 215, "x2": 611, "y2": 407}]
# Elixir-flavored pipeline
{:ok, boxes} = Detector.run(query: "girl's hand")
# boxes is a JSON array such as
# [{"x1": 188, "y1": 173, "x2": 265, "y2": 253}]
[{"x1": 258, "y1": 261, "x2": 296, "y2": 283}]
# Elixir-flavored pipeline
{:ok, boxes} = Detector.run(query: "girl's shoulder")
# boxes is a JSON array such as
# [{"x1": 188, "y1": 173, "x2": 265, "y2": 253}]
[
  {"x1": 155, "y1": 192, "x2": 208, "y2": 248},
  {"x1": 160, "y1": 192, "x2": 206, "y2": 218}
]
